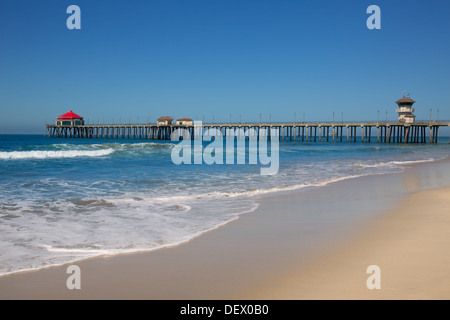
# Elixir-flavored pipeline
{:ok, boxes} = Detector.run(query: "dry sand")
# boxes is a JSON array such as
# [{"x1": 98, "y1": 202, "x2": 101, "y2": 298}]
[{"x1": 244, "y1": 186, "x2": 450, "y2": 299}]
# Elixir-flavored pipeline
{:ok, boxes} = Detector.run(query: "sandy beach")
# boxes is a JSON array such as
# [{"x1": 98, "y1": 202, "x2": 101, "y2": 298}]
[
  {"x1": 1, "y1": 160, "x2": 450, "y2": 300},
  {"x1": 247, "y1": 185, "x2": 450, "y2": 300}
]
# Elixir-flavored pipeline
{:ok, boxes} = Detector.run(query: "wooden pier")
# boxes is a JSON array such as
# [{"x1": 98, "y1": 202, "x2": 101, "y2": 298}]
[{"x1": 45, "y1": 121, "x2": 450, "y2": 144}]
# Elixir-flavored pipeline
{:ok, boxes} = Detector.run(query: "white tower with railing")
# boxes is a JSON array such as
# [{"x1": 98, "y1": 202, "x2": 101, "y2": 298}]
[{"x1": 396, "y1": 94, "x2": 416, "y2": 124}]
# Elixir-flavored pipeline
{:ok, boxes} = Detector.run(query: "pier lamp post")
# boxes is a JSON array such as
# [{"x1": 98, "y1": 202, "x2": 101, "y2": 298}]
[
  {"x1": 294, "y1": 112, "x2": 296, "y2": 124},
  {"x1": 377, "y1": 110, "x2": 379, "y2": 124},
  {"x1": 240, "y1": 114, "x2": 241, "y2": 124},
  {"x1": 229, "y1": 114, "x2": 232, "y2": 125},
  {"x1": 437, "y1": 109, "x2": 439, "y2": 123},
  {"x1": 260, "y1": 113, "x2": 262, "y2": 125},
  {"x1": 385, "y1": 111, "x2": 388, "y2": 122},
  {"x1": 333, "y1": 112, "x2": 335, "y2": 124},
  {"x1": 269, "y1": 113, "x2": 271, "y2": 124},
  {"x1": 341, "y1": 112, "x2": 343, "y2": 124},
  {"x1": 430, "y1": 108, "x2": 432, "y2": 123}
]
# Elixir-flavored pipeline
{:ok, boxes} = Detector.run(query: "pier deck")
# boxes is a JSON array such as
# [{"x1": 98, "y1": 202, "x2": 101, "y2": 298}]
[{"x1": 45, "y1": 121, "x2": 450, "y2": 143}]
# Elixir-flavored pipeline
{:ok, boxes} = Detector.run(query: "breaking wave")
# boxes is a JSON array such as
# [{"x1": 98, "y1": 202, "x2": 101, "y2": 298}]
[{"x1": 0, "y1": 149, "x2": 114, "y2": 160}]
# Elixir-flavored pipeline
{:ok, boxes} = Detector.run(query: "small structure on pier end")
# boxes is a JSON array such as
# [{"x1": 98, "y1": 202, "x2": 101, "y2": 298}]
[
  {"x1": 396, "y1": 95, "x2": 416, "y2": 124},
  {"x1": 176, "y1": 117, "x2": 193, "y2": 125},
  {"x1": 157, "y1": 116, "x2": 174, "y2": 126},
  {"x1": 56, "y1": 110, "x2": 84, "y2": 126}
]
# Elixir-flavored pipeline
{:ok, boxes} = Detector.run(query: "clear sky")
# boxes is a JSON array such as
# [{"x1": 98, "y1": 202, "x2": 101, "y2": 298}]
[{"x1": 0, "y1": 0, "x2": 449, "y2": 133}]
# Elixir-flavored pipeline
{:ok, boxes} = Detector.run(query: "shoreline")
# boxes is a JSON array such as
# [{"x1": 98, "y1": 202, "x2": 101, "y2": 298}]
[
  {"x1": 0, "y1": 167, "x2": 406, "y2": 279},
  {"x1": 1, "y1": 159, "x2": 450, "y2": 299},
  {"x1": 0, "y1": 158, "x2": 438, "y2": 279}
]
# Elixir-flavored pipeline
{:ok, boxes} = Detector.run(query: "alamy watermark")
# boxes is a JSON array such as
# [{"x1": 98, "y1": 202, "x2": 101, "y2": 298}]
[
  {"x1": 66, "y1": 265, "x2": 81, "y2": 290},
  {"x1": 65, "y1": 4, "x2": 380, "y2": 31},
  {"x1": 367, "y1": 5, "x2": 381, "y2": 30},
  {"x1": 170, "y1": 121, "x2": 279, "y2": 175},
  {"x1": 366, "y1": 265, "x2": 381, "y2": 290},
  {"x1": 66, "y1": 5, "x2": 81, "y2": 30}
]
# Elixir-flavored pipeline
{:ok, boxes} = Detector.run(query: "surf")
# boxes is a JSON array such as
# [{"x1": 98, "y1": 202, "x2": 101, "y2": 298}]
[{"x1": 0, "y1": 149, "x2": 114, "y2": 160}]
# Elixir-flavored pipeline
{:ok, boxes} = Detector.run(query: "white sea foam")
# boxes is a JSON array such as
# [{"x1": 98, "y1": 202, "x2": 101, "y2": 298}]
[
  {"x1": 390, "y1": 159, "x2": 435, "y2": 165},
  {"x1": 0, "y1": 201, "x2": 259, "y2": 277},
  {"x1": 149, "y1": 173, "x2": 372, "y2": 203},
  {"x1": 0, "y1": 149, "x2": 114, "y2": 160},
  {"x1": 355, "y1": 158, "x2": 434, "y2": 168},
  {"x1": 41, "y1": 245, "x2": 111, "y2": 255}
]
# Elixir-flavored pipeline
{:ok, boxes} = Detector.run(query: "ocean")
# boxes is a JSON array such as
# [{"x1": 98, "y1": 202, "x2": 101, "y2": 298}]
[{"x1": 0, "y1": 134, "x2": 449, "y2": 276}]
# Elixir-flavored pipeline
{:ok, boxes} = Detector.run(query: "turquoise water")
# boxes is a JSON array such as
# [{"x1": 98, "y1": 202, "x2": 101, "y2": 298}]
[{"x1": 0, "y1": 134, "x2": 449, "y2": 275}]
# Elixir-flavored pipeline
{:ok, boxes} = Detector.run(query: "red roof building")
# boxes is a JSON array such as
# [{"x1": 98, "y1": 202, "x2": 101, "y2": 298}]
[{"x1": 56, "y1": 110, "x2": 84, "y2": 126}]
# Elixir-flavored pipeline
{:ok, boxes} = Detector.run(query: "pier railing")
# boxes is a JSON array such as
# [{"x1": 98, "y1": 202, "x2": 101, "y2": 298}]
[
  {"x1": 54, "y1": 120, "x2": 450, "y2": 126},
  {"x1": 45, "y1": 120, "x2": 450, "y2": 144}
]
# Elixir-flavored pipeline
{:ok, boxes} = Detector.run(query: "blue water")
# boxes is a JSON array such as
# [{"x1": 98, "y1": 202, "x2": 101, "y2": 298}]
[{"x1": 0, "y1": 134, "x2": 449, "y2": 276}]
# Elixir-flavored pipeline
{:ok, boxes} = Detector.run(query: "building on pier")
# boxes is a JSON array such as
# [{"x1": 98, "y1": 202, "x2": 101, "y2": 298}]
[
  {"x1": 176, "y1": 117, "x2": 193, "y2": 125},
  {"x1": 157, "y1": 116, "x2": 174, "y2": 126},
  {"x1": 396, "y1": 96, "x2": 416, "y2": 124},
  {"x1": 56, "y1": 110, "x2": 84, "y2": 126}
]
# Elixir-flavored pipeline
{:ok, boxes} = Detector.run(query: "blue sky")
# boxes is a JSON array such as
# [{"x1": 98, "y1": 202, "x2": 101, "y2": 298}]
[{"x1": 0, "y1": 0, "x2": 449, "y2": 133}]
